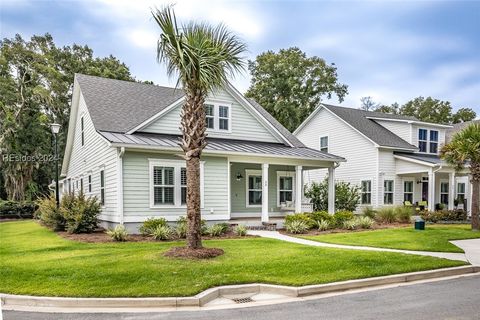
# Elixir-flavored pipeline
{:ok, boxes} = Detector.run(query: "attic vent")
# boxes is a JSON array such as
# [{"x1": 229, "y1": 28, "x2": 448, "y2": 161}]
[{"x1": 232, "y1": 297, "x2": 254, "y2": 304}]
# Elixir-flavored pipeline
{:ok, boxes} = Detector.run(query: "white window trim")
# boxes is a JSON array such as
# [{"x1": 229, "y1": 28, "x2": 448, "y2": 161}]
[
  {"x1": 276, "y1": 171, "x2": 295, "y2": 207},
  {"x1": 205, "y1": 100, "x2": 232, "y2": 133},
  {"x1": 361, "y1": 179, "x2": 372, "y2": 205},
  {"x1": 456, "y1": 182, "x2": 466, "y2": 201},
  {"x1": 383, "y1": 179, "x2": 395, "y2": 205},
  {"x1": 245, "y1": 169, "x2": 262, "y2": 208},
  {"x1": 319, "y1": 135, "x2": 329, "y2": 153},
  {"x1": 440, "y1": 179, "x2": 449, "y2": 204},
  {"x1": 149, "y1": 159, "x2": 204, "y2": 209},
  {"x1": 418, "y1": 128, "x2": 439, "y2": 154},
  {"x1": 403, "y1": 178, "x2": 415, "y2": 203}
]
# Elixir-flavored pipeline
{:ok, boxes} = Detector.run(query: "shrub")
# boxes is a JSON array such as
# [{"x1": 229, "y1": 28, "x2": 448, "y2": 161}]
[
  {"x1": 395, "y1": 206, "x2": 413, "y2": 223},
  {"x1": 151, "y1": 225, "x2": 174, "y2": 240},
  {"x1": 307, "y1": 211, "x2": 334, "y2": 224},
  {"x1": 285, "y1": 220, "x2": 309, "y2": 234},
  {"x1": 342, "y1": 219, "x2": 357, "y2": 230},
  {"x1": 356, "y1": 216, "x2": 374, "y2": 229},
  {"x1": 0, "y1": 200, "x2": 37, "y2": 219},
  {"x1": 217, "y1": 222, "x2": 230, "y2": 234},
  {"x1": 362, "y1": 206, "x2": 376, "y2": 219},
  {"x1": 375, "y1": 207, "x2": 396, "y2": 223},
  {"x1": 107, "y1": 225, "x2": 128, "y2": 241},
  {"x1": 285, "y1": 213, "x2": 314, "y2": 229},
  {"x1": 61, "y1": 193, "x2": 100, "y2": 234},
  {"x1": 139, "y1": 218, "x2": 168, "y2": 236},
  {"x1": 175, "y1": 217, "x2": 208, "y2": 238},
  {"x1": 36, "y1": 195, "x2": 65, "y2": 231},
  {"x1": 305, "y1": 179, "x2": 361, "y2": 212},
  {"x1": 206, "y1": 224, "x2": 228, "y2": 237},
  {"x1": 234, "y1": 225, "x2": 247, "y2": 236},
  {"x1": 333, "y1": 211, "x2": 354, "y2": 227},
  {"x1": 314, "y1": 219, "x2": 330, "y2": 231},
  {"x1": 421, "y1": 210, "x2": 467, "y2": 223}
]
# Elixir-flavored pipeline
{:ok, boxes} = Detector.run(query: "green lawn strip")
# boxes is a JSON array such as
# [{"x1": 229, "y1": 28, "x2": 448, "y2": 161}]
[
  {"x1": 0, "y1": 221, "x2": 466, "y2": 297},
  {"x1": 300, "y1": 224, "x2": 480, "y2": 253}
]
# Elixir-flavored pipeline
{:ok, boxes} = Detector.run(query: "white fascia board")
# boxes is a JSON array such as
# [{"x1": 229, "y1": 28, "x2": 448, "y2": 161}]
[
  {"x1": 393, "y1": 155, "x2": 437, "y2": 167},
  {"x1": 61, "y1": 79, "x2": 81, "y2": 176},
  {"x1": 366, "y1": 116, "x2": 453, "y2": 128}
]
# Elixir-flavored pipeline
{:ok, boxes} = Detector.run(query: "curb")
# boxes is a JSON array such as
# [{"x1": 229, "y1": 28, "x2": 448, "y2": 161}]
[{"x1": 2, "y1": 265, "x2": 479, "y2": 310}]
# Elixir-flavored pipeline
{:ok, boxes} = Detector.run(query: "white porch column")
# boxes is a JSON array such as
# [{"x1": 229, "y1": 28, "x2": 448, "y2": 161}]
[
  {"x1": 261, "y1": 163, "x2": 269, "y2": 223},
  {"x1": 428, "y1": 169, "x2": 435, "y2": 211},
  {"x1": 328, "y1": 166, "x2": 335, "y2": 214},
  {"x1": 448, "y1": 172, "x2": 455, "y2": 210},
  {"x1": 295, "y1": 166, "x2": 303, "y2": 213}
]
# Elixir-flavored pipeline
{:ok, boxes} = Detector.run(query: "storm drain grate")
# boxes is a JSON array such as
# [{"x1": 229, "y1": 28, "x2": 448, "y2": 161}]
[{"x1": 232, "y1": 297, "x2": 254, "y2": 304}]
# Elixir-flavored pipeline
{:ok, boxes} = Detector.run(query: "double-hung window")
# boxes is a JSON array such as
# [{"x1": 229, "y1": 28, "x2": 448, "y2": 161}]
[
  {"x1": 277, "y1": 172, "x2": 294, "y2": 206},
  {"x1": 320, "y1": 136, "x2": 328, "y2": 153},
  {"x1": 440, "y1": 182, "x2": 449, "y2": 204},
  {"x1": 429, "y1": 130, "x2": 438, "y2": 154},
  {"x1": 361, "y1": 180, "x2": 372, "y2": 204},
  {"x1": 204, "y1": 102, "x2": 231, "y2": 132},
  {"x1": 404, "y1": 180, "x2": 413, "y2": 203},
  {"x1": 384, "y1": 180, "x2": 394, "y2": 204},
  {"x1": 150, "y1": 160, "x2": 203, "y2": 208},
  {"x1": 246, "y1": 170, "x2": 262, "y2": 207},
  {"x1": 457, "y1": 183, "x2": 466, "y2": 203},
  {"x1": 100, "y1": 170, "x2": 105, "y2": 206},
  {"x1": 205, "y1": 104, "x2": 215, "y2": 129},
  {"x1": 153, "y1": 166, "x2": 175, "y2": 205},
  {"x1": 418, "y1": 129, "x2": 428, "y2": 152}
]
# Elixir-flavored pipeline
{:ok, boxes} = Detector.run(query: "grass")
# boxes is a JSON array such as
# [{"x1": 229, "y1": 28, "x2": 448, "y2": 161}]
[
  {"x1": 0, "y1": 221, "x2": 466, "y2": 297},
  {"x1": 301, "y1": 224, "x2": 480, "y2": 253}
]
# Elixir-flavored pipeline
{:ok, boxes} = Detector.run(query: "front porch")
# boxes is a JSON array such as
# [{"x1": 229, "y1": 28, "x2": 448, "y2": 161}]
[
  {"x1": 228, "y1": 157, "x2": 339, "y2": 223},
  {"x1": 395, "y1": 153, "x2": 470, "y2": 212}
]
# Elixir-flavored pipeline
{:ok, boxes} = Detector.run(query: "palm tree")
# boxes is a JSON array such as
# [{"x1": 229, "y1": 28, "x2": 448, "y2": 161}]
[
  {"x1": 152, "y1": 6, "x2": 246, "y2": 249},
  {"x1": 441, "y1": 123, "x2": 480, "y2": 231}
]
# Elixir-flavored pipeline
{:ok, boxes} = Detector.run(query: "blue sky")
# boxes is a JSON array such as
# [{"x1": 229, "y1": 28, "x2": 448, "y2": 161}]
[{"x1": 1, "y1": 0, "x2": 479, "y2": 114}]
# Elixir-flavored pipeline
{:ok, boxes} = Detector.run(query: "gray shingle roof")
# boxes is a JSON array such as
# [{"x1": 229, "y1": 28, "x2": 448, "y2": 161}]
[
  {"x1": 322, "y1": 104, "x2": 418, "y2": 150},
  {"x1": 394, "y1": 152, "x2": 445, "y2": 165},
  {"x1": 446, "y1": 120, "x2": 480, "y2": 142},
  {"x1": 75, "y1": 74, "x2": 303, "y2": 147},
  {"x1": 100, "y1": 131, "x2": 345, "y2": 162}
]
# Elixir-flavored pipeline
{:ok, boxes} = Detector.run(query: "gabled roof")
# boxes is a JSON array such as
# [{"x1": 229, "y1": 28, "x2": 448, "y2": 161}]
[
  {"x1": 100, "y1": 131, "x2": 345, "y2": 162},
  {"x1": 75, "y1": 74, "x2": 302, "y2": 147},
  {"x1": 295, "y1": 103, "x2": 418, "y2": 151}
]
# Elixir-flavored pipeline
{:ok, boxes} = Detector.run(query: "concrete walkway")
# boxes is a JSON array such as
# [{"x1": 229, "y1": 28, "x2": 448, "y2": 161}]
[
  {"x1": 248, "y1": 230, "x2": 469, "y2": 262},
  {"x1": 450, "y1": 239, "x2": 480, "y2": 265}
]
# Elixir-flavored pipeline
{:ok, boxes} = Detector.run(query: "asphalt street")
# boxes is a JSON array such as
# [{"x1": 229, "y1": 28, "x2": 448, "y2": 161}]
[{"x1": 4, "y1": 275, "x2": 480, "y2": 320}]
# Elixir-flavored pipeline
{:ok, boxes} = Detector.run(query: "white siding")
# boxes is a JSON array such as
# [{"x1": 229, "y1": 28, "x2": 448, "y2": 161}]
[
  {"x1": 374, "y1": 120, "x2": 412, "y2": 144},
  {"x1": 122, "y1": 151, "x2": 229, "y2": 222},
  {"x1": 378, "y1": 149, "x2": 402, "y2": 206},
  {"x1": 65, "y1": 92, "x2": 118, "y2": 222},
  {"x1": 296, "y1": 107, "x2": 378, "y2": 210},
  {"x1": 140, "y1": 88, "x2": 281, "y2": 143}
]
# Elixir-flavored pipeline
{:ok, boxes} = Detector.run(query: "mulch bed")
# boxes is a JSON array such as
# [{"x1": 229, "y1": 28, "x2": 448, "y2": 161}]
[
  {"x1": 163, "y1": 246, "x2": 225, "y2": 259},
  {"x1": 280, "y1": 222, "x2": 411, "y2": 236},
  {"x1": 57, "y1": 229, "x2": 255, "y2": 243}
]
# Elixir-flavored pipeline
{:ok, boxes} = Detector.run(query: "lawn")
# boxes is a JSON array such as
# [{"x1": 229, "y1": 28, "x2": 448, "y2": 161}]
[
  {"x1": 301, "y1": 224, "x2": 480, "y2": 253},
  {"x1": 0, "y1": 221, "x2": 466, "y2": 297}
]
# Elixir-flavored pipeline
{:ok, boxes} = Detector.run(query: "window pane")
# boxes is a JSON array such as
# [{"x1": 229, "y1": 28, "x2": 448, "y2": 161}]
[
  {"x1": 164, "y1": 167, "x2": 174, "y2": 185},
  {"x1": 181, "y1": 187, "x2": 187, "y2": 204},
  {"x1": 205, "y1": 104, "x2": 214, "y2": 116},
  {"x1": 154, "y1": 186, "x2": 163, "y2": 204},
  {"x1": 219, "y1": 106, "x2": 229, "y2": 118},
  {"x1": 219, "y1": 118, "x2": 229, "y2": 130},
  {"x1": 281, "y1": 177, "x2": 293, "y2": 190},
  {"x1": 249, "y1": 191, "x2": 262, "y2": 205},
  {"x1": 362, "y1": 193, "x2": 371, "y2": 204},
  {"x1": 362, "y1": 181, "x2": 371, "y2": 192},
  {"x1": 430, "y1": 130, "x2": 438, "y2": 142},
  {"x1": 430, "y1": 142, "x2": 438, "y2": 154},
  {"x1": 441, "y1": 194, "x2": 449, "y2": 204},
  {"x1": 164, "y1": 187, "x2": 174, "y2": 204},
  {"x1": 153, "y1": 167, "x2": 162, "y2": 185},
  {"x1": 419, "y1": 141, "x2": 427, "y2": 152},
  {"x1": 181, "y1": 168, "x2": 187, "y2": 186},
  {"x1": 441, "y1": 182, "x2": 449, "y2": 193},
  {"x1": 384, "y1": 193, "x2": 393, "y2": 204},
  {"x1": 404, "y1": 181, "x2": 413, "y2": 193},
  {"x1": 419, "y1": 129, "x2": 427, "y2": 140},
  {"x1": 249, "y1": 176, "x2": 262, "y2": 190},
  {"x1": 384, "y1": 180, "x2": 393, "y2": 192},
  {"x1": 458, "y1": 183, "x2": 465, "y2": 193},
  {"x1": 404, "y1": 193, "x2": 413, "y2": 202},
  {"x1": 320, "y1": 136, "x2": 328, "y2": 148},
  {"x1": 206, "y1": 117, "x2": 214, "y2": 129},
  {"x1": 100, "y1": 170, "x2": 104, "y2": 187}
]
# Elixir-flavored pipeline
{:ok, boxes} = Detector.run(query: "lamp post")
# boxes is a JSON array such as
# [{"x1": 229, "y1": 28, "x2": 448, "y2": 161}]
[{"x1": 50, "y1": 123, "x2": 61, "y2": 208}]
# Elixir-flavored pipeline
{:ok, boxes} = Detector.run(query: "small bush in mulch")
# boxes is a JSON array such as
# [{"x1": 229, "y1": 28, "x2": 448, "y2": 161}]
[{"x1": 163, "y1": 246, "x2": 224, "y2": 259}]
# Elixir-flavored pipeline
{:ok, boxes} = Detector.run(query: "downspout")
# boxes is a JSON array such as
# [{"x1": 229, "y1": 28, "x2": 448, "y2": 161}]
[{"x1": 117, "y1": 147, "x2": 125, "y2": 225}]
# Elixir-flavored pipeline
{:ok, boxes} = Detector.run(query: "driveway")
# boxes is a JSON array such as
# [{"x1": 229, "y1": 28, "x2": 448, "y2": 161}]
[{"x1": 4, "y1": 274, "x2": 480, "y2": 320}]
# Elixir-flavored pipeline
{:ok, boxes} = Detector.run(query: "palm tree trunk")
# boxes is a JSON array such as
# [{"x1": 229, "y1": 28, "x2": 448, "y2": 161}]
[
  {"x1": 186, "y1": 156, "x2": 202, "y2": 248},
  {"x1": 471, "y1": 178, "x2": 479, "y2": 231}
]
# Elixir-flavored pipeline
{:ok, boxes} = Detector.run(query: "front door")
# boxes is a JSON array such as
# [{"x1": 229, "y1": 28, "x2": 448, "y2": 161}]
[{"x1": 422, "y1": 181, "x2": 429, "y2": 201}]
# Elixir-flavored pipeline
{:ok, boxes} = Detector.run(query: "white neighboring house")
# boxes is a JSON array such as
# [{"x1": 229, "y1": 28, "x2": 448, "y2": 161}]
[
  {"x1": 59, "y1": 74, "x2": 345, "y2": 232},
  {"x1": 294, "y1": 104, "x2": 474, "y2": 213}
]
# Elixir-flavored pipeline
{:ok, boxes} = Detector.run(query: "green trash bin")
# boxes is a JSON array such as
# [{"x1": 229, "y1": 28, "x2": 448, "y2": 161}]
[{"x1": 414, "y1": 220, "x2": 425, "y2": 230}]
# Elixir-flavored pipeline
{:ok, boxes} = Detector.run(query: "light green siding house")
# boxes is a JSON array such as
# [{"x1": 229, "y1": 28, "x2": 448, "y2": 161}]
[{"x1": 61, "y1": 74, "x2": 344, "y2": 232}]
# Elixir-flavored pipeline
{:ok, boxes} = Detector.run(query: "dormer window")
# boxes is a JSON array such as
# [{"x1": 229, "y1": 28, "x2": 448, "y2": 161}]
[
  {"x1": 418, "y1": 128, "x2": 439, "y2": 154},
  {"x1": 430, "y1": 130, "x2": 438, "y2": 154},
  {"x1": 203, "y1": 102, "x2": 231, "y2": 132},
  {"x1": 418, "y1": 129, "x2": 427, "y2": 152}
]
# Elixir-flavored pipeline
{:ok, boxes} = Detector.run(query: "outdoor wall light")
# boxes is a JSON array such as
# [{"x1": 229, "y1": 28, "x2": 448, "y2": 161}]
[{"x1": 236, "y1": 172, "x2": 243, "y2": 181}]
